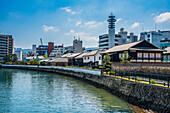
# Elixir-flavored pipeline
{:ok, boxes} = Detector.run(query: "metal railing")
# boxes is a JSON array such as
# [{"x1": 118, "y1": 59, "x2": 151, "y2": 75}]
[{"x1": 103, "y1": 69, "x2": 170, "y2": 88}]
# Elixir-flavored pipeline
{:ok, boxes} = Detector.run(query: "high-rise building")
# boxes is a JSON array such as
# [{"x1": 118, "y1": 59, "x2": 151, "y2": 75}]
[
  {"x1": 0, "y1": 34, "x2": 14, "y2": 61},
  {"x1": 48, "y1": 42, "x2": 54, "y2": 56},
  {"x1": 99, "y1": 13, "x2": 116, "y2": 50},
  {"x1": 108, "y1": 13, "x2": 116, "y2": 48},
  {"x1": 37, "y1": 45, "x2": 48, "y2": 56},
  {"x1": 140, "y1": 30, "x2": 170, "y2": 48},
  {"x1": 49, "y1": 44, "x2": 64, "y2": 57},
  {"x1": 73, "y1": 38, "x2": 83, "y2": 53},
  {"x1": 127, "y1": 33, "x2": 138, "y2": 43}
]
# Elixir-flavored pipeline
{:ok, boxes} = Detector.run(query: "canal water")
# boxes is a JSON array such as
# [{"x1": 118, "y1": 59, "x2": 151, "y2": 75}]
[{"x1": 0, "y1": 69, "x2": 133, "y2": 113}]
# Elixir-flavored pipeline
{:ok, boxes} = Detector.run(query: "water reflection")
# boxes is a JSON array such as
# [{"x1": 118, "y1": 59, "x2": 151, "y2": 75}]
[{"x1": 0, "y1": 69, "x2": 133, "y2": 112}]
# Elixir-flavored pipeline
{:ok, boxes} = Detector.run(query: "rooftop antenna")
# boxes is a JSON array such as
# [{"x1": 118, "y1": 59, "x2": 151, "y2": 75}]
[{"x1": 40, "y1": 38, "x2": 43, "y2": 45}]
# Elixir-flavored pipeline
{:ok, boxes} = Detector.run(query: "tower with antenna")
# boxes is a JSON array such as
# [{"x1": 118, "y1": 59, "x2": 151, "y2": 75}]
[
  {"x1": 40, "y1": 38, "x2": 43, "y2": 45},
  {"x1": 108, "y1": 13, "x2": 116, "y2": 48}
]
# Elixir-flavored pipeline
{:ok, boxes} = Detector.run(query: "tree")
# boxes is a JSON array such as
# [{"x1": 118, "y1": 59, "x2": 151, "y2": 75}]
[
  {"x1": 99, "y1": 53, "x2": 112, "y2": 73},
  {"x1": 11, "y1": 54, "x2": 18, "y2": 62},
  {"x1": 31, "y1": 59, "x2": 40, "y2": 65},
  {"x1": 3, "y1": 54, "x2": 12, "y2": 63},
  {"x1": 120, "y1": 51, "x2": 131, "y2": 64},
  {"x1": 22, "y1": 53, "x2": 25, "y2": 59},
  {"x1": 43, "y1": 55, "x2": 47, "y2": 59}
]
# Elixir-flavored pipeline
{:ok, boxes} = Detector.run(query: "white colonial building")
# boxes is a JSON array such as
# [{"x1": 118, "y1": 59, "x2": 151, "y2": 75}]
[{"x1": 74, "y1": 49, "x2": 103, "y2": 66}]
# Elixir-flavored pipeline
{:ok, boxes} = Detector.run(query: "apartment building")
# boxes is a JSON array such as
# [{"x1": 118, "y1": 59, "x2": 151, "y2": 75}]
[{"x1": 0, "y1": 34, "x2": 14, "y2": 61}]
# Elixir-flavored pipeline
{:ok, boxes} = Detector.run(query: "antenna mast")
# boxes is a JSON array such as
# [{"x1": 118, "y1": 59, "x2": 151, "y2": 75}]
[{"x1": 40, "y1": 38, "x2": 43, "y2": 45}]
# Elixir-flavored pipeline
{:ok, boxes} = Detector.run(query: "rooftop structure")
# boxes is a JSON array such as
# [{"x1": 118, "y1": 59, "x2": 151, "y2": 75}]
[
  {"x1": 160, "y1": 38, "x2": 170, "y2": 49},
  {"x1": 140, "y1": 30, "x2": 170, "y2": 48}
]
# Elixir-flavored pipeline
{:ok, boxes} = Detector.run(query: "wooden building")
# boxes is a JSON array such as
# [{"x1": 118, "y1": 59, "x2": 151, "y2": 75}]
[
  {"x1": 40, "y1": 58, "x2": 68, "y2": 66},
  {"x1": 61, "y1": 53, "x2": 81, "y2": 66},
  {"x1": 101, "y1": 40, "x2": 164, "y2": 62}
]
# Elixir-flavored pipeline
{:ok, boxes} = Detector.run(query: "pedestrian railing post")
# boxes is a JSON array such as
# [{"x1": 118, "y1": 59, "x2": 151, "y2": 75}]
[
  {"x1": 149, "y1": 74, "x2": 151, "y2": 84},
  {"x1": 135, "y1": 71, "x2": 136, "y2": 82},
  {"x1": 168, "y1": 78, "x2": 169, "y2": 88}
]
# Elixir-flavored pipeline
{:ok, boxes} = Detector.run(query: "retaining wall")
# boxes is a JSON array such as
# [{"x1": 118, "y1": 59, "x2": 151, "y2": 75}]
[{"x1": 1, "y1": 65, "x2": 170, "y2": 112}]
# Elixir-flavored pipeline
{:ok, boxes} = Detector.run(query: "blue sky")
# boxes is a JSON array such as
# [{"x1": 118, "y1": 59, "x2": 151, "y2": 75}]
[{"x1": 0, "y1": 0, "x2": 170, "y2": 48}]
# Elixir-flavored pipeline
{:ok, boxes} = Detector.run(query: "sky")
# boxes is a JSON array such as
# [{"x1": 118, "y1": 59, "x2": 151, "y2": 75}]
[{"x1": 0, "y1": 0, "x2": 170, "y2": 49}]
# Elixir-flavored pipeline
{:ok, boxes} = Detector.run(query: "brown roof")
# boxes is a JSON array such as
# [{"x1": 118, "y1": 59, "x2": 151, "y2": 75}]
[
  {"x1": 75, "y1": 53, "x2": 87, "y2": 59},
  {"x1": 75, "y1": 49, "x2": 103, "y2": 59},
  {"x1": 48, "y1": 58, "x2": 68, "y2": 62},
  {"x1": 102, "y1": 40, "x2": 163, "y2": 53},
  {"x1": 129, "y1": 48, "x2": 164, "y2": 52},
  {"x1": 83, "y1": 50, "x2": 99, "y2": 57}
]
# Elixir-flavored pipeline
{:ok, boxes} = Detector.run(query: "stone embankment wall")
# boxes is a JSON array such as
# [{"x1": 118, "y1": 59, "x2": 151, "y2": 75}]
[
  {"x1": 111, "y1": 63, "x2": 170, "y2": 75},
  {"x1": 1, "y1": 65, "x2": 170, "y2": 112}
]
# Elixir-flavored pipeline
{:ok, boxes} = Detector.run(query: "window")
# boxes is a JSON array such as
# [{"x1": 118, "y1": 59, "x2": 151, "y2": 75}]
[
  {"x1": 119, "y1": 53, "x2": 122, "y2": 59},
  {"x1": 99, "y1": 57, "x2": 101, "y2": 60},
  {"x1": 88, "y1": 57, "x2": 89, "y2": 59},
  {"x1": 137, "y1": 53, "x2": 142, "y2": 58},
  {"x1": 84, "y1": 57, "x2": 86, "y2": 60},
  {"x1": 168, "y1": 55, "x2": 170, "y2": 60},
  {"x1": 150, "y1": 53, "x2": 154, "y2": 58},
  {"x1": 156, "y1": 53, "x2": 161, "y2": 59},
  {"x1": 143, "y1": 53, "x2": 148, "y2": 58}
]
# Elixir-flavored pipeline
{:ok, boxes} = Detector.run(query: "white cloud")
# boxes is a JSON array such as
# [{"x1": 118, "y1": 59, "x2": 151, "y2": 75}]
[
  {"x1": 60, "y1": 7, "x2": 82, "y2": 15},
  {"x1": 116, "y1": 18, "x2": 122, "y2": 23},
  {"x1": 155, "y1": 12, "x2": 170, "y2": 23},
  {"x1": 42, "y1": 25, "x2": 59, "y2": 32},
  {"x1": 84, "y1": 21, "x2": 106, "y2": 29},
  {"x1": 131, "y1": 22, "x2": 140, "y2": 29},
  {"x1": 75, "y1": 21, "x2": 82, "y2": 26},
  {"x1": 65, "y1": 29, "x2": 75, "y2": 35},
  {"x1": 65, "y1": 30, "x2": 98, "y2": 41}
]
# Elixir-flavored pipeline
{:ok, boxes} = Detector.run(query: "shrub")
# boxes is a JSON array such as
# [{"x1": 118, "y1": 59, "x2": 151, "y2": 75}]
[
  {"x1": 150, "y1": 80, "x2": 157, "y2": 84},
  {"x1": 108, "y1": 71, "x2": 115, "y2": 75},
  {"x1": 136, "y1": 78, "x2": 141, "y2": 81},
  {"x1": 6, "y1": 62, "x2": 12, "y2": 64}
]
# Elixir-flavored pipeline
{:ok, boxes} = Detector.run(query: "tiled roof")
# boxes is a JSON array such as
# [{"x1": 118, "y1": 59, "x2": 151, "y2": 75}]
[
  {"x1": 61, "y1": 53, "x2": 81, "y2": 58},
  {"x1": 48, "y1": 58, "x2": 68, "y2": 62},
  {"x1": 75, "y1": 53, "x2": 87, "y2": 59},
  {"x1": 75, "y1": 49, "x2": 103, "y2": 59},
  {"x1": 83, "y1": 50, "x2": 99, "y2": 57},
  {"x1": 102, "y1": 40, "x2": 144, "y2": 53},
  {"x1": 102, "y1": 40, "x2": 163, "y2": 53}
]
